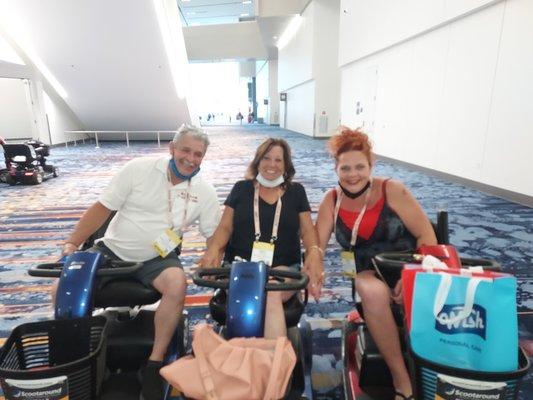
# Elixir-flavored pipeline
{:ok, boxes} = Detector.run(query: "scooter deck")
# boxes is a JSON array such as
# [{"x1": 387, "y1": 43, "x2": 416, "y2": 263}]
[{"x1": 99, "y1": 372, "x2": 141, "y2": 400}]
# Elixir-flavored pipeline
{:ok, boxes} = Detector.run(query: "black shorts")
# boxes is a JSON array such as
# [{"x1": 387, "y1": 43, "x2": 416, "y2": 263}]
[{"x1": 91, "y1": 241, "x2": 182, "y2": 288}]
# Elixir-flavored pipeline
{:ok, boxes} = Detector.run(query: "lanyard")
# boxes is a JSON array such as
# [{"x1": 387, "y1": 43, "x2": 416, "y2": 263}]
[
  {"x1": 167, "y1": 170, "x2": 192, "y2": 236},
  {"x1": 253, "y1": 181, "x2": 283, "y2": 243},
  {"x1": 334, "y1": 179, "x2": 373, "y2": 249}
]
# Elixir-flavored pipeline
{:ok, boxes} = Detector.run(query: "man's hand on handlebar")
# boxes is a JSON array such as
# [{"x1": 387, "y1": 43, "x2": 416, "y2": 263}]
[
  {"x1": 197, "y1": 248, "x2": 223, "y2": 269},
  {"x1": 61, "y1": 242, "x2": 79, "y2": 257}
]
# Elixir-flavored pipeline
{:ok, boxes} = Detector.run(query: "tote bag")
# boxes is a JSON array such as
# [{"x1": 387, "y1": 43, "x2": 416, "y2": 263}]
[
  {"x1": 160, "y1": 324, "x2": 296, "y2": 400},
  {"x1": 410, "y1": 270, "x2": 518, "y2": 372}
]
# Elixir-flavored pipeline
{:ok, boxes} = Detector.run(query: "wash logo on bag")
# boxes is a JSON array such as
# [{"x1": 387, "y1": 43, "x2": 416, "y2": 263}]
[
  {"x1": 409, "y1": 270, "x2": 518, "y2": 372},
  {"x1": 436, "y1": 303, "x2": 486, "y2": 339}
]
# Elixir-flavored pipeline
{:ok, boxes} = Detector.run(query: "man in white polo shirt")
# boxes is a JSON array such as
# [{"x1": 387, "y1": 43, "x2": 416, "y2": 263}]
[{"x1": 59, "y1": 124, "x2": 220, "y2": 400}]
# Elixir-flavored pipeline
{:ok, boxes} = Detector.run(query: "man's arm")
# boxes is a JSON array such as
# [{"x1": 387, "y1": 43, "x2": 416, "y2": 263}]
[{"x1": 62, "y1": 201, "x2": 113, "y2": 255}]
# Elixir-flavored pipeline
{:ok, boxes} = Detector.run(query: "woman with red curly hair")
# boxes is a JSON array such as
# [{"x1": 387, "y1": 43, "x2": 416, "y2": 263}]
[{"x1": 315, "y1": 126, "x2": 436, "y2": 400}]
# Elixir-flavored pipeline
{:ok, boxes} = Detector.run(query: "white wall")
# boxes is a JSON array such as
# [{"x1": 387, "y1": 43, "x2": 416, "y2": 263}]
[
  {"x1": 1, "y1": 0, "x2": 191, "y2": 133},
  {"x1": 313, "y1": 0, "x2": 340, "y2": 137},
  {"x1": 0, "y1": 60, "x2": 84, "y2": 144},
  {"x1": 285, "y1": 80, "x2": 315, "y2": 136},
  {"x1": 255, "y1": 60, "x2": 269, "y2": 122},
  {"x1": 339, "y1": 0, "x2": 533, "y2": 197},
  {"x1": 277, "y1": 0, "x2": 341, "y2": 137},
  {"x1": 254, "y1": 59, "x2": 280, "y2": 125},
  {"x1": 278, "y1": 3, "x2": 314, "y2": 92},
  {"x1": 268, "y1": 60, "x2": 279, "y2": 125},
  {"x1": 184, "y1": 22, "x2": 268, "y2": 61},
  {"x1": 43, "y1": 91, "x2": 86, "y2": 144},
  {"x1": 338, "y1": 0, "x2": 500, "y2": 66},
  {"x1": 0, "y1": 77, "x2": 34, "y2": 139}
]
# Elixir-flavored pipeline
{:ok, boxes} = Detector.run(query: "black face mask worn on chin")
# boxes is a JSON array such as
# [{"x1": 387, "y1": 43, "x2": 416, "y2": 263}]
[{"x1": 338, "y1": 180, "x2": 371, "y2": 199}]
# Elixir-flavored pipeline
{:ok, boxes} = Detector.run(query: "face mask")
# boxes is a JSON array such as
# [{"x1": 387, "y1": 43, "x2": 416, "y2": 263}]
[
  {"x1": 169, "y1": 158, "x2": 200, "y2": 181},
  {"x1": 256, "y1": 173, "x2": 284, "y2": 188},
  {"x1": 338, "y1": 180, "x2": 371, "y2": 199}
]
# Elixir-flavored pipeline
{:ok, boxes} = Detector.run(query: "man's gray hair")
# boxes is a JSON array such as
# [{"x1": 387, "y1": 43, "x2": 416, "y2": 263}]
[{"x1": 173, "y1": 123, "x2": 210, "y2": 147}]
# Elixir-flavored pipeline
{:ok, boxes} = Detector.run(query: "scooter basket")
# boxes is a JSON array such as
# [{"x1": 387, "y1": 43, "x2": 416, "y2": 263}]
[
  {"x1": 409, "y1": 344, "x2": 529, "y2": 400},
  {"x1": 0, "y1": 316, "x2": 107, "y2": 400}
]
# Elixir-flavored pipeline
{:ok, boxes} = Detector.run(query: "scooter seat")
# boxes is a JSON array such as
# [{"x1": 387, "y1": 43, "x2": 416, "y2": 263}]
[
  {"x1": 209, "y1": 289, "x2": 305, "y2": 328},
  {"x1": 95, "y1": 279, "x2": 160, "y2": 308}
]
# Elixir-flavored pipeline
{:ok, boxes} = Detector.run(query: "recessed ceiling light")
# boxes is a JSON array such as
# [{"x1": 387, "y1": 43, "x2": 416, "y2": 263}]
[
  {"x1": 273, "y1": 36, "x2": 278, "y2": 39},
  {"x1": 187, "y1": 11, "x2": 196, "y2": 15},
  {"x1": 242, "y1": 1, "x2": 252, "y2": 4},
  {"x1": 240, "y1": 13, "x2": 249, "y2": 17},
  {"x1": 182, "y1": 0, "x2": 191, "y2": 2}
]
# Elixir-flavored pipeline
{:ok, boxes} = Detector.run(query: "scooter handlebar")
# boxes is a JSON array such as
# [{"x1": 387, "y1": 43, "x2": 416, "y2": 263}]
[
  {"x1": 28, "y1": 260, "x2": 144, "y2": 278},
  {"x1": 373, "y1": 252, "x2": 501, "y2": 271},
  {"x1": 192, "y1": 266, "x2": 309, "y2": 291},
  {"x1": 28, "y1": 263, "x2": 64, "y2": 277},
  {"x1": 265, "y1": 268, "x2": 309, "y2": 291},
  {"x1": 193, "y1": 268, "x2": 231, "y2": 289}
]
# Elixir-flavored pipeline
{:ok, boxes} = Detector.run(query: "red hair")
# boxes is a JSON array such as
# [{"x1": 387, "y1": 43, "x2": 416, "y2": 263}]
[{"x1": 327, "y1": 126, "x2": 374, "y2": 165}]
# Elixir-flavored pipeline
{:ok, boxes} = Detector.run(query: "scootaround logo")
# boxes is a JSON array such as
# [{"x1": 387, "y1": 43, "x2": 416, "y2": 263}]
[{"x1": 435, "y1": 304, "x2": 486, "y2": 339}]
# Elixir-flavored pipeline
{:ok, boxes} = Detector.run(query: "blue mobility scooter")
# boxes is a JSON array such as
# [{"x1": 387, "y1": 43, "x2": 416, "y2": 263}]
[
  {"x1": 0, "y1": 251, "x2": 186, "y2": 400},
  {"x1": 341, "y1": 212, "x2": 529, "y2": 400},
  {"x1": 188, "y1": 261, "x2": 314, "y2": 400},
  {"x1": 2, "y1": 140, "x2": 58, "y2": 185}
]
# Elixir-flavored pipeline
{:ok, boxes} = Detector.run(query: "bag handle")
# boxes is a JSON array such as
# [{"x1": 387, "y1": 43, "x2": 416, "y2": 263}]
[
  {"x1": 433, "y1": 273, "x2": 482, "y2": 325},
  {"x1": 192, "y1": 325, "x2": 218, "y2": 400},
  {"x1": 263, "y1": 337, "x2": 287, "y2": 400}
]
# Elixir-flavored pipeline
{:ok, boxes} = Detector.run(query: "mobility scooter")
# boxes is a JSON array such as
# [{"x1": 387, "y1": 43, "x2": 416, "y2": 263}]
[
  {"x1": 341, "y1": 211, "x2": 529, "y2": 399},
  {"x1": 188, "y1": 261, "x2": 314, "y2": 400},
  {"x1": 0, "y1": 251, "x2": 187, "y2": 400},
  {"x1": 2, "y1": 139, "x2": 58, "y2": 185}
]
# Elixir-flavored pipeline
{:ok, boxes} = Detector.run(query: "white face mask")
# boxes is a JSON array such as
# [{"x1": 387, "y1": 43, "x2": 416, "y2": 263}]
[{"x1": 256, "y1": 173, "x2": 284, "y2": 188}]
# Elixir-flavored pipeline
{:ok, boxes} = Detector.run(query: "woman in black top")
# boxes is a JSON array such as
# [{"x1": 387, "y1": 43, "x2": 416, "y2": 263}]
[{"x1": 199, "y1": 138, "x2": 323, "y2": 338}]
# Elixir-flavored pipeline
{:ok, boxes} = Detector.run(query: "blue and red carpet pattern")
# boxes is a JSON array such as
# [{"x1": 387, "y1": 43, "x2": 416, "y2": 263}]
[{"x1": 1, "y1": 125, "x2": 532, "y2": 399}]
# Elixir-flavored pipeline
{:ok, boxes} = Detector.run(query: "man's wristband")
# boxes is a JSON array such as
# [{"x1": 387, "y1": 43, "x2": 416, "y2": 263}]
[{"x1": 63, "y1": 241, "x2": 80, "y2": 248}]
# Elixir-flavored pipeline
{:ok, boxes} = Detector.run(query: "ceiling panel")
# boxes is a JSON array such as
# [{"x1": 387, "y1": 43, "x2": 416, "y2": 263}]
[{"x1": 178, "y1": 0, "x2": 255, "y2": 26}]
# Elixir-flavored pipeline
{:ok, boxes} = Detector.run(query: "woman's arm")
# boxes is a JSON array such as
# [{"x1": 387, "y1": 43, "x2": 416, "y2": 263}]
[
  {"x1": 197, "y1": 206, "x2": 234, "y2": 268},
  {"x1": 386, "y1": 180, "x2": 437, "y2": 303},
  {"x1": 315, "y1": 191, "x2": 336, "y2": 252},
  {"x1": 386, "y1": 180, "x2": 437, "y2": 247},
  {"x1": 299, "y1": 211, "x2": 323, "y2": 301}
]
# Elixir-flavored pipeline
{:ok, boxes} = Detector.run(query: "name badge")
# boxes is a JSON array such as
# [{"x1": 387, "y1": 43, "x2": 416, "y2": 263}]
[
  {"x1": 341, "y1": 250, "x2": 356, "y2": 277},
  {"x1": 153, "y1": 229, "x2": 182, "y2": 258},
  {"x1": 251, "y1": 241, "x2": 275, "y2": 266}
]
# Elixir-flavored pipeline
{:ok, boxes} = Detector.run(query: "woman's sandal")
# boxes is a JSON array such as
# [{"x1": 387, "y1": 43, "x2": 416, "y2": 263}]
[{"x1": 395, "y1": 390, "x2": 415, "y2": 400}]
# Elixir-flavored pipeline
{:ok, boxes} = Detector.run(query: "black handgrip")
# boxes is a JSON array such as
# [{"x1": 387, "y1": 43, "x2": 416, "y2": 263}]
[
  {"x1": 28, "y1": 263, "x2": 64, "y2": 277},
  {"x1": 193, "y1": 268, "x2": 231, "y2": 289},
  {"x1": 460, "y1": 257, "x2": 501, "y2": 271},
  {"x1": 28, "y1": 260, "x2": 144, "y2": 278},
  {"x1": 374, "y1": 252, "x2": 415, "y2": 269},
  {"x1": 374, "y1": 252, "x2": 502, "y2": 272},
  {"x1": 266, "y1": 269, "x2": 309, "y2": 291},
  {"x1": 436, "y1": 210, "x2": 450, "y2": 244}
]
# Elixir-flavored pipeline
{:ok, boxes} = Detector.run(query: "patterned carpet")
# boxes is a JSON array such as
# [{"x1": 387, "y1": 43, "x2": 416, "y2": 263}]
[{"x1": 1, "y1": 125, "x2": 532, "y2": 399}]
